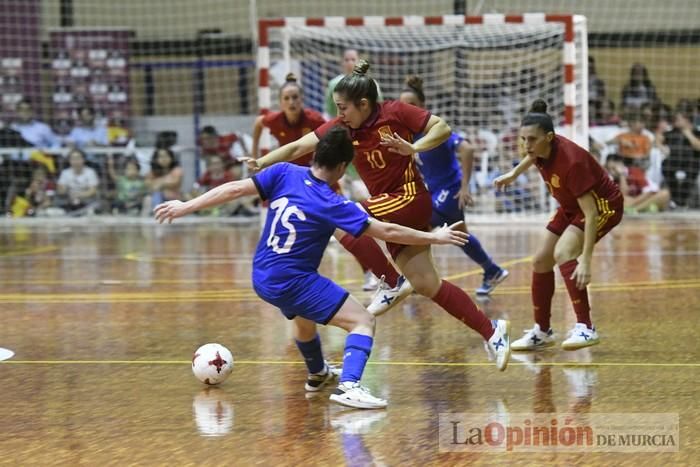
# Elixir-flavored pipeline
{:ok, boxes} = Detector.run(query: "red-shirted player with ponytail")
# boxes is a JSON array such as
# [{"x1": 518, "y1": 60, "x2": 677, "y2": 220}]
[
  {"x1": 251, "y1": 60, "x2": 511, "y2": 371},
  {"x1": 252, "y1": 73, "x2": 326, "y2": 165},
  {"x1": 252, "y1": 72, "x2": 402, "y2": 296},
  {"x1": 495, "y1": 99, "x2": 623, "y2": 351}
]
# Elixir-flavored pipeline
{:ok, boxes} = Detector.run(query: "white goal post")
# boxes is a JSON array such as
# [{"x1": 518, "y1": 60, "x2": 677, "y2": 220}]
[{"x1": 257, "y1": 14, "x2": 588, "y2": 214}]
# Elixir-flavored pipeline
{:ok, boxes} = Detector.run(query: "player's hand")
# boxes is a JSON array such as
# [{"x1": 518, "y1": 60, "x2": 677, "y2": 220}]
[
  {"x1": 239, "y1": 157, "x2": 261, "y2": 174},
  {"x1": 433, "y1": 221, "x2": 469, "y2": 246},
  {"x1": 454, "y1": 185, "x2": 474, "y2": 209},
  {"x1": 493, "y1": 171, "x2": 516, "y2": 191},
  {"x1": 570, "y1": 259, "x2": 591, "y2": 290},
  {"x1": 380, "y1": 132, "x2": 415, "y2": 155},
  {"x1": 154, "y1": 200, "x2": 188, "y2": 224}
]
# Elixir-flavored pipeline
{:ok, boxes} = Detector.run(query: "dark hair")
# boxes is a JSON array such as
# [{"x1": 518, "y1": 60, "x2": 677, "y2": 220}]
[
  {"x1": 201, "y1": 125, "x2": 218, "y2": 136},
  {"x1": 280, "y1": 72, "x2": 302, "y2": 95},
  {"x1": 402, "y1": 75, "x2": 425, "y2": 105},
  {"x1": 77, "y1": 106, "x2": 95, "y2": 116},
  {"x1": 67, "y1": 148, "x2": 87, "y2": 162},
  {"x1": 150, "y1": 148, "x2": 179, "y2": 176},
  {"x1": 124, "y1": 155, "x2": 141, "y2": 172},
  {"x1": 629, "y1": 63, "x2": 653, "y2": 88},
  {"x1": 334, "y1": 59, "x2": 378, "y2": 108},
  {"x1": 313, "y1": 126, "x2": 354, "y2": 169},
  {"x1": 521, "y1": 99, "x2": 554, "y2": 133}
]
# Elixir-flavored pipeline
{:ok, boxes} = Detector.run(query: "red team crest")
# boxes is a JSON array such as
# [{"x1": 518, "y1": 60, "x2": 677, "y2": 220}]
[{"x1": 377, "y1": 125, "x2": 393, "y2": 140}]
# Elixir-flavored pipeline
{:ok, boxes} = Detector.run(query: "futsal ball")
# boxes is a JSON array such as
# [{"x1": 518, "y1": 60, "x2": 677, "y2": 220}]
[{"x1": 192, "y1": 343, "x2": 234, "y2": 385}]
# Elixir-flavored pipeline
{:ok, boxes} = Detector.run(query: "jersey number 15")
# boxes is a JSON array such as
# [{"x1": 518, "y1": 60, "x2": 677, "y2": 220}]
[{"x1": 267, "y1": 197, "x2": 306, "y2": 254}]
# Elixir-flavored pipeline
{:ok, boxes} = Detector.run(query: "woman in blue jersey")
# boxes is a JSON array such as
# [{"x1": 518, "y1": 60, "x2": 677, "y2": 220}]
[
  {"x1": 399, "y1": 75, "x2": 509, "y2": 295},
  {"x1": 154, "y1": 126, "x2": 468, "y2": 409}
]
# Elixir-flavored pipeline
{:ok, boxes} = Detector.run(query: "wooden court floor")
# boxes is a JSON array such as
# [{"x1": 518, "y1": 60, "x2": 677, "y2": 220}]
[{"x1": 1, "y1": 217, "x2": 698, "y2": 465}]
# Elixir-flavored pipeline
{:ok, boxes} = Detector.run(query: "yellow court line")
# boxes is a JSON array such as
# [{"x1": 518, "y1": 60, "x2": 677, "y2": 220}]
[
  {"x1": 1, "y1": 360, "x2": 699, "y2": 368},
  {"x1": 1, "y1": 278, "x2": 698, "y2": 304},
  {"x1": 0, "y1": 278, "x2": 360, "y2": 286},
  {"x1": 0, "y1": 245, "x2": 59, "y2": 257}
]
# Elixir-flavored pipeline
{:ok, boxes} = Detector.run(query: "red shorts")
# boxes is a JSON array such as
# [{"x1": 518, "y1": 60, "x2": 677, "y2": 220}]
[
  {"x1": 361, "y1": 190, "x2": 432, "y2": 259},
  {"x1": 546, "y1": 194, "x2": 624, "y2": 241}
]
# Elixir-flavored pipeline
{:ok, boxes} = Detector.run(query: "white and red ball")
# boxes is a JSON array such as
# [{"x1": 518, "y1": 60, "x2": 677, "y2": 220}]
[{"x1": 192, "y1": 343, "x2": 234, "y2": 385}]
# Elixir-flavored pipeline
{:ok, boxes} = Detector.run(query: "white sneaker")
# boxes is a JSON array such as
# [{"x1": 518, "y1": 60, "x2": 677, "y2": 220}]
[
  {"x1": 362, "y1": 271, "x2": 380, "y2": 291},
  {"x1": 367, "y1": 275, "x2": 413, "y2": 316},
  {"x1": 561, "y1": 323, "x2": 600, "y2": 350},
  {"x1": 511, "y1": 324, "x2": 556, "y2": 351},
  {"x1": 330, "y1": 382, "x2": 387, "y2": 409},
  {"x1": 486, "y1": 319, "x2": 511, "y2": 371},
  {"x1": 305, "y1": 363, "x2": 341, "y2": 392}
]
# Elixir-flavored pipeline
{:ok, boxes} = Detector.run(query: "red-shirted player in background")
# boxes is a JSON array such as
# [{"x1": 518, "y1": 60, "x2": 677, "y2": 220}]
[
  {"x1": 251, "y1": 60, "x2": 511, "y2": 371},
  {"x1": 252, "y1": 73, "x2": 403, "y2": 297},
  {"x1": 494, "y1": 99, "x2": 624, "y2": 351}
]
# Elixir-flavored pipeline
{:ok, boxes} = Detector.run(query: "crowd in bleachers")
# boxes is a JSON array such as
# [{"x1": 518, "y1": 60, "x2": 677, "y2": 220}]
[
  {"x1": 2, "y1": 58, "x2": 699, "y2": 218},
  {"x1": 588, "y1": 60, "x2": 700, "y2": 212},
  {"x1": 0, "y1": 99, "x2": 257, "y2": 218}
]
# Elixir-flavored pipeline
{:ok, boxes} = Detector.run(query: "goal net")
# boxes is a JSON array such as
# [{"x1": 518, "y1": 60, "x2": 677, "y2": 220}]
[{"x1": 259, "y1": 14, "x2": 588, "y2": 214}]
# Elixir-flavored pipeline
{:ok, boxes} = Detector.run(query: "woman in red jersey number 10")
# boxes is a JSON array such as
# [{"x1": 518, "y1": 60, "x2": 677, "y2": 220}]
[
  {"x1": 494, "y1": 99, "x2": 624, "y2": 351},
  {"x1": 249, "y1": 59, "x2": 511, "y2": 372}
]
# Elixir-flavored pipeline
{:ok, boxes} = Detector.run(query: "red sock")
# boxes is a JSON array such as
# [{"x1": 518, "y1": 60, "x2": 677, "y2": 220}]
[
  {"x1": 339, "y1": 234, "x2": 400, "y2": 287},
  {"x1": 532, "y1": 271, "x2": 555, "y2": 332},
  {"x1": 432, "y1": 280, "x2": 494, "y2": 340},
  {"x1": 558, "y1": 260, "x2": 592, "y2": 327}
]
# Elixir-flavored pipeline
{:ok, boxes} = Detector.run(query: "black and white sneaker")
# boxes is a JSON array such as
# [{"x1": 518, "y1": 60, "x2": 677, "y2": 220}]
[{"x1": 305, "y1": 363, "x2": 341, "y2": 392}]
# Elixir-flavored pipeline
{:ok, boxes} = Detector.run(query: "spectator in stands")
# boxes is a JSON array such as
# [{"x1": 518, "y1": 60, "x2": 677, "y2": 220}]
[
  {"x1": 145, "y1": 148, "x2": 183, "y2": 210},
  {"x1": 324, "y1": 49, "x2": 383, "y2": 119},
  {"x1": 621, "y1": 63, "x2": 658, "y2": 109},
  {"x1": 606, "y1": 155, "x2": 670, "y2": 213},
  {"x1": 190, "y1": 154, "x2": 255, "y2": 217},
  {"x1": 65, "y1": 107, "x2": 109, "y2": 148},
  {"x1": 609, "y1": 108, "x2": 652, "y2": 166},
  {"x1": 588, "y1": 56, "x2": 606, "y2": 106},
  {"x1": 106, "y1": 117, "x2": 131, "y2": 146},
  {"x1": 199, "y1": 125, "x2": 249, "y2": 165},
  {"x1": 591, "y1": 99, "x2": 621, "y2": 127},
  {"x1": 10, "y1": 99, "x2": 60, "y2": 148},
  {"x1": 661, "y1": 100, "x2": 700, "y2": 208},
  {"x1": 23, "y1": 165, "x2": 56, "y2": 216},
  {"x1": 197, "y1": 154, "x2": 235, "y2": 191},
  {"x1": 107, "y1": 154, "x2": 146, "y2": 215},
  {"x1": 56, "y1": 148, "x2": 100, "y2": 215}
]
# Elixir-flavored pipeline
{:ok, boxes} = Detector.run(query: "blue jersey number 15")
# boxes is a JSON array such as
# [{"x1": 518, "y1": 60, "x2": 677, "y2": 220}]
[{"x1": 266, "y1": 197, "x2": 307, "y2": 254}]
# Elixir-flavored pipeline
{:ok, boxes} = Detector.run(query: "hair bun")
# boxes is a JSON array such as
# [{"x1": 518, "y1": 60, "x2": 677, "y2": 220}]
[
  {"x1": 404, "y1": 75, "x2": 424, "y2": 93},
  {"x1": 353, "y1": 59, "x2": 370, "y2": 76},
  {"x1": 530, "y1": 99, "x2": 548, "y2": 114},
  {"x1": 285, "y1": 72, "x2": 298, "y2": 83}
]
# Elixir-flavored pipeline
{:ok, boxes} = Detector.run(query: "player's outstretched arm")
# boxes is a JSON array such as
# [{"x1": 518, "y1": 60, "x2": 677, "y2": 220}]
[
  {"x1": 365, "y1": 219, "x2": 468, "y2": 246},
  {"x1": 154, "y1": 179, "x2": 258, "y2": 224},
  {"x1": 493, "y1": 154, "x2": 535, "y2": 190},
  {"x1": 248, "y1": 131, "x2": 320, "y2": 172}
]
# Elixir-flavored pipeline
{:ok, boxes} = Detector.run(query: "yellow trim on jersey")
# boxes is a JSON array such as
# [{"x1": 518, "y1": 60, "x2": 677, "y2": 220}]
[
  {"x1": 592, "y1": 192, "x2": 615, "y2": 231},
  {"x1": 368, "y1": 162, "x2": 420, "y2": 216}
]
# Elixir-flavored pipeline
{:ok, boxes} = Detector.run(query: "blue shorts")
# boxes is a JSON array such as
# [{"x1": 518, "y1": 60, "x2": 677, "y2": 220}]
[
  {"x1": 253, "y1": 273, "x2": 349, "y2": 325},
  {"x1": 430, "y1": 183, "x2": 463, "y2": 227}
]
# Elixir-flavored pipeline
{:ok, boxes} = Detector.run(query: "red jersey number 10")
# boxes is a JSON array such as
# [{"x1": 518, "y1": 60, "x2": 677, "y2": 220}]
[{"x1": 364, "y1": 150, "x2": 386, "y2": 169}]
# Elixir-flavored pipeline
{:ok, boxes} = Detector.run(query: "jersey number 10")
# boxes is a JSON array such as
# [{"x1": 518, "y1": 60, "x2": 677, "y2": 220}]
[
  {"x1": 364, "y1": 150, "x2": 386, "y2": 169},
  {"x1": 266, "y1": 197, "x2": 306, "y2": 254}
]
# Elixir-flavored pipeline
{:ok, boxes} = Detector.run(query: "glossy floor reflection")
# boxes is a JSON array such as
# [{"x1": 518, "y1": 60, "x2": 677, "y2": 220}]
[{"x1": 0, "y1": 218, "x2": 698, "y2": 465}]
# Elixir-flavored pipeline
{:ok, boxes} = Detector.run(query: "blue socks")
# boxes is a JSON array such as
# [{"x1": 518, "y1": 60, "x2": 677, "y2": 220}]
[
  {"x1": 461, "y1": 233, "x2": 499, "y2": 276},
  {"x1": 295, "y1": 334, "x2": 325, "y2": 374},
  {"x1": 340, "y1": 333, "x2": 373, "y2": 383}
]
